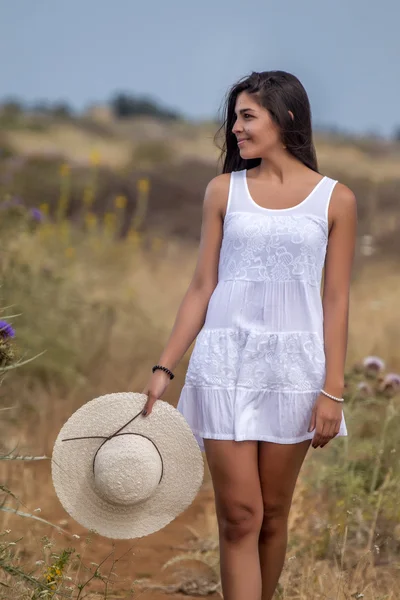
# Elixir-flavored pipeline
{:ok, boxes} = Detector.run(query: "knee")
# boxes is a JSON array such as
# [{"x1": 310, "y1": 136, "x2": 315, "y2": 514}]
[
  {"x1": 218, "y1": 502, "x2": 263, "y2": 543},
  {"x1": 259, "y1": 500, "x2": 289, "y2": 542}
]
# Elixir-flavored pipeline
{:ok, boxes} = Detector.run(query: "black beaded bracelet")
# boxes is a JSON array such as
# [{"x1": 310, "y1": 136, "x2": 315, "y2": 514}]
[{"x1": 152, "y1": 364, "x2": 175, "y2": 380}]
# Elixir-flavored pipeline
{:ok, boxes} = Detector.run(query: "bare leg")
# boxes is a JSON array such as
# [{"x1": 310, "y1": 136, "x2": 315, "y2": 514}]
[
  {"x1": 257, "y1": 440, "x2": 311, "y2": 600},
  {"x1": 203, "y1": 439, "x2": 264, "y2": 600}
]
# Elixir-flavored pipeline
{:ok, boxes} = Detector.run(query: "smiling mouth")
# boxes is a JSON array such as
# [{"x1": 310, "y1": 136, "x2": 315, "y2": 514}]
[{"x1": 237, "y1": 139, "x2": 249, "y2": 145}]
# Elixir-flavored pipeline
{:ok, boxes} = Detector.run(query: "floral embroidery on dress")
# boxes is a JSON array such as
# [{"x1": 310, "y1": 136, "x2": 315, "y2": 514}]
[
  {"x1": 185, "y1": 329, "x2": 326, "y2": 392},
  {"x1": 218, "y1": 213, "x2": 327, "y2": 286}
]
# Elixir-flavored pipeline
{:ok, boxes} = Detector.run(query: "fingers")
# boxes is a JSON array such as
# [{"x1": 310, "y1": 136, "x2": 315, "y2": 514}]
[
  {"x1": 142, "y1": 391, "x2": 157, "y2": 417},
  {"x1": 312, "y1": 419, "x2": 331, "y2": 448},
  {"x1": 312, "y1": 420, "x2": 341, "y2": 448},
  {"x1": 313, "y1": 433, "x2": 330, "y2": 449},
  {"x1": 320, "y1": 426, "x2": 340, "y2": 448}
]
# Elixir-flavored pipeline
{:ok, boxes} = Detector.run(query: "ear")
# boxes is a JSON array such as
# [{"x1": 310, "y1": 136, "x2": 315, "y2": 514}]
[{"x1": 288, "y1": 110, "x2": 294, "y2": 121}]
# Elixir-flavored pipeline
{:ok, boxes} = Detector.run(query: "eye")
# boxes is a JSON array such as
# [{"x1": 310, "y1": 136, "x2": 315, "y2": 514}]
[{"x1": 243, "y1": 113, "x2": 252, "y2": 119}]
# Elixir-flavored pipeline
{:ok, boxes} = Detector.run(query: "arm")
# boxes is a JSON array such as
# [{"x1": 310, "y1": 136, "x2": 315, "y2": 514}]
[
  {"x1": 157, "y1": 174, "x2": 228, "y2": 371},
  {"x1": 322, "y1": 182, "x2": 358, "y2": 398},
  {"x1": 308, "y1": 182, "x2": 357, "y2": 447},
  {"x1": 142, "y1": 173, "x2": 231, "y2": 412}
]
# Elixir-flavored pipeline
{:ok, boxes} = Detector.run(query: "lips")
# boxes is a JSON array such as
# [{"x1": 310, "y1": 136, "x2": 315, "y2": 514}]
[{"x1": 237, "y1": 139, "x2": 249, "y2": 145}]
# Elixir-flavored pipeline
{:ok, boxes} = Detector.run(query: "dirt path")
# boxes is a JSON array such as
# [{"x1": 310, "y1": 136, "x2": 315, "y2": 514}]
[
  {"x1": 57, "y1": 478, "x2": 220, "y2": 598},
  {"x1": 5, "y1": 457, "x2": 221, "y2": 599}
]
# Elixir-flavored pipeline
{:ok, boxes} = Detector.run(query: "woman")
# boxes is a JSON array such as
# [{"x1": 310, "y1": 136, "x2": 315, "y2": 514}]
[{"x1": 142, "y1": 70, "x2": 357, "y2": 600}]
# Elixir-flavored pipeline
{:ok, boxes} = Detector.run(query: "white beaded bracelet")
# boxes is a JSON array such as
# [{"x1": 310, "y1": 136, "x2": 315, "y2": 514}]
[{"x1": 320, "y1": 389, "x2": 344, "y2": 403}]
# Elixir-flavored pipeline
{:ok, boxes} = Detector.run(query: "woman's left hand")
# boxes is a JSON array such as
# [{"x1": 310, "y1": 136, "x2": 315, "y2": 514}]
[{"x1": 308, "y1": 393, "x2": 343, "y2": 449}]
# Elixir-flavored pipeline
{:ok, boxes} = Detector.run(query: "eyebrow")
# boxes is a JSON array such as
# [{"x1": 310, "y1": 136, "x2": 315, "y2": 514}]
[{"x1": 235, "y1": 108, "x2": 256, "y2": 115}]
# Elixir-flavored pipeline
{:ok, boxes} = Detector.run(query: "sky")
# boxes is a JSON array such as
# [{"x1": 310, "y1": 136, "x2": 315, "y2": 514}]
[{"x1": 1, "y1": 0, "x2": 399, "y2": 138}]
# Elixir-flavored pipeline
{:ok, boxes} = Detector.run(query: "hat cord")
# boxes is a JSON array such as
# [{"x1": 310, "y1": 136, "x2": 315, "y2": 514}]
[{"x1": 61, "y1": 409, "x2": 164, "y2": 484}]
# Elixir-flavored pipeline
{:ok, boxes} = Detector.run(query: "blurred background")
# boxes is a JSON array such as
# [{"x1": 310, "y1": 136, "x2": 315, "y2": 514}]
[{"x1": 0, "y1": 1, "x2": 400, "y2": 598}]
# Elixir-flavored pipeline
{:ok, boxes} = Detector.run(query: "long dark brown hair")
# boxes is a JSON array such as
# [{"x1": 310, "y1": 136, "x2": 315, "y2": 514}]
[{"x1": 215, "y1": 70, "x2": 319, "y2": 175}]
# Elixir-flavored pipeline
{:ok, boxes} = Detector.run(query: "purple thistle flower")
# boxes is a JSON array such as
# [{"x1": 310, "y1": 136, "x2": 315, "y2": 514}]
[
  {"x1": 356, "y1": 381, "x2": 374, "y2": 396},
  {"x1": 30, "y1": 208, "x2": 43, "y2": 222},
  {"x1": 363, "y1": 355, "x2": 385, "y2": 374},
  {"x1": 379, "y1": 373, "x2": 400, "y2": 394},
  {"x1": 0, "y1": 320, "x2": 15, "y2": 339}
]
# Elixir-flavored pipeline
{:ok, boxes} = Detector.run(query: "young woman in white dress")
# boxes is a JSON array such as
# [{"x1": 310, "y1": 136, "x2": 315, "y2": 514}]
[{"x1": 142, "y1": 70, "x2": 357, "y2": 600}]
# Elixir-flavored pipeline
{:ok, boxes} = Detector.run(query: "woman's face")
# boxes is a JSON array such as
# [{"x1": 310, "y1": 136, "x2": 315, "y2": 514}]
[{"x1": 232, "y1": 91, "x2": 283, "y2": 160}]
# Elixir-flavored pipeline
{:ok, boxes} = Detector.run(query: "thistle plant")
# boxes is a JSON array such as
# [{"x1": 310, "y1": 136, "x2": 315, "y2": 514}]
[{"x1": 0, "y1": 319, "x2": 16, "y2": 367}]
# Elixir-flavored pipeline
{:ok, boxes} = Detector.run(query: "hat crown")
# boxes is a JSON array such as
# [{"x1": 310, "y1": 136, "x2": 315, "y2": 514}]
[
  {"x1": 52, "y1": 392, "x2": 204, "y2": 539},
  {"x1": 93, "y1": 436, "x2": 162, "y2": 506}
]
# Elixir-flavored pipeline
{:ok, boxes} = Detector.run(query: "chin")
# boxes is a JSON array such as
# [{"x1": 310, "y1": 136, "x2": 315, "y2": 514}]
[{"x1": 239, "y1": 149, "x2": 257, "y2": 160}]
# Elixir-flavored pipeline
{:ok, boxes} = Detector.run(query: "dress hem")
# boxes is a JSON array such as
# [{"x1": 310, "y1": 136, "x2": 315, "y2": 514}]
[{"x1": 192, "y1": 429, "x2": 348, "y2": 447}]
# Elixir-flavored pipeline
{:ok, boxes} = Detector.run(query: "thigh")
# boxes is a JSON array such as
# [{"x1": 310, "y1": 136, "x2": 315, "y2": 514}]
[
  {"x1": 258, "y1": 440, "x2": 311, "y2": 517},
  {"x1": 203, "y1": 439, "x2": 264, "y2": 522}
]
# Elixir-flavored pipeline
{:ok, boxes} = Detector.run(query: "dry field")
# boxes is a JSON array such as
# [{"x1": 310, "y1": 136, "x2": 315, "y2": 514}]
[{"x1": 0, "y1": 114, "x2": 400, "y2": 598}]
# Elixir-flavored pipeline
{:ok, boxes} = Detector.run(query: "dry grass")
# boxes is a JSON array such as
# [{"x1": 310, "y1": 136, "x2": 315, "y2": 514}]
[
  {"x1": 1, "y1": 125, "x2": 400, "y2": 597},
  {"x1": 3, "y1": 123, "x2": 133, "y2": 169},
  {"x1": 348, "y1": 259, "x2": 400, "y2": 370},
  {"x1": 2, "y1": 229, "x2": 400, "y2": 598}
]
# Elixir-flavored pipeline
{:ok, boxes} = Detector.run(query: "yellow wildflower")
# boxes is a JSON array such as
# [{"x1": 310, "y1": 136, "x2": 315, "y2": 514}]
[
  {"x1": 104, "y1": 212, "x2": 116, "y2": 228},
  {"x1": 60, "y1": 163, "x2": 70, "y2": 177},
  {"x1": 137, "y1": 178, "x2": 150, "y2": 195},
  {"x1": 90, "y1": 149, "x2": 101, "y2": 166},
  {"x1": 114, "y1": 195, "x2": 127, "y2": 209},
  {"x1": 85, "y1": 212, "x2": 97, "y2": 229}
]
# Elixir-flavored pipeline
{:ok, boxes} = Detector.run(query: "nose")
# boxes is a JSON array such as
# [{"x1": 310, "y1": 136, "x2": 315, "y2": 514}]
[{"x1": 232, "y1": 118, "x2": 242, "y2": 135}]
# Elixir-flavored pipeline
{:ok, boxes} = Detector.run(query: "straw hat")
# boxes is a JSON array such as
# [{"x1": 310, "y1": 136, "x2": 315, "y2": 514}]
[{"x1": 51, "y1": 392, "x2": 204, "y2": 539}]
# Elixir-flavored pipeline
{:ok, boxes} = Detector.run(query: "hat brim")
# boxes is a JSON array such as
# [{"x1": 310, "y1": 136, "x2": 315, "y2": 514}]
[{"x1": 51, "y1": 392, "x2": 204, "y2": 539}]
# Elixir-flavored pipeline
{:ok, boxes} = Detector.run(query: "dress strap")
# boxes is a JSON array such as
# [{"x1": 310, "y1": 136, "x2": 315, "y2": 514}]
[
  {"x1": 224, "y1": 170, "x2": 249, "y2": 215},
  {"x1": 301, "y1": 176, "x2": 338, "y2": 222}
]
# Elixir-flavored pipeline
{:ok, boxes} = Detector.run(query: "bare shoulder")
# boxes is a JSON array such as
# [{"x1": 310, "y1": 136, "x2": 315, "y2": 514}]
[
  {"x1": 205, "y1": 172, "x2": 231, "y2": 194},
  {"x1": 204, "y1": 173, "x2": 231, "y2": 216},
  {"x1": 330, "y1": 181, "x2": 357, "y2": 212},
  {"x1": 328, "y1": 181, "x2": 357, "y2": 229}
]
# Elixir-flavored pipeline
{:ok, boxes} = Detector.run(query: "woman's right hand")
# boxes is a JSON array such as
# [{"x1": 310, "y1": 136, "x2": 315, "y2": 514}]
[{"x1": 141, "y1": 369, "x2": 172, "y2": 417}]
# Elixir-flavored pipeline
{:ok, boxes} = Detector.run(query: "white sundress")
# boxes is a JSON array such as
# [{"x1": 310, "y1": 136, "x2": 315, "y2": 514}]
[{"x1": 177, "y1": 169, "x2": 348, "y2": 452}]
